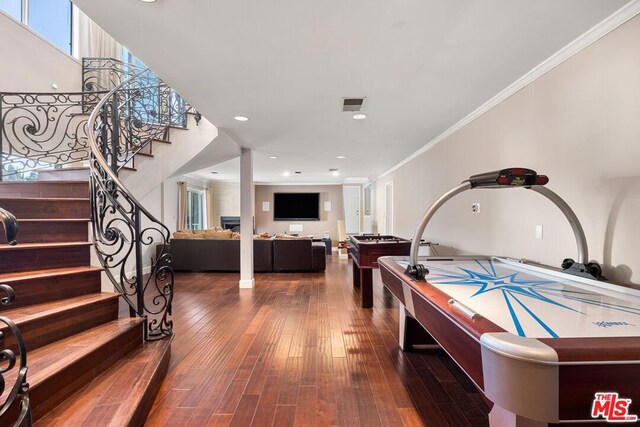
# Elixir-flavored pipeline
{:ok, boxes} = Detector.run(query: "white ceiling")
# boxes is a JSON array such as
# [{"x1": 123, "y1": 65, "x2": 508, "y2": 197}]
[{"x1": 75, "y1": 0, "x2": 629, "y2": 183}]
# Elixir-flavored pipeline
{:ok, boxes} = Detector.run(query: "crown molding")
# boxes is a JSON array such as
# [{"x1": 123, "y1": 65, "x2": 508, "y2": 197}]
[{"x1": 378, "y1": 0, "x2": 640, "y2": 180}]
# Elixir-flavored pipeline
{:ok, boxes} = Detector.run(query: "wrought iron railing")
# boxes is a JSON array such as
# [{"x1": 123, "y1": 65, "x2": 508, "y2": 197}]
[
  {"x1": 0, "y1": 58, "x2": 191, "y2": 181},
  {"x1": 0, "y1": 91, "x2": 104, "y2": 181},
  {"x1": 88, "y1": 68, "x2": 174, "y2": 341},
  {"x1": 83, "y1": 58, "x2": 188, "y2": 128},
  {"x1": 0, "y1": 284, "x2": 31, "y2": 427}
]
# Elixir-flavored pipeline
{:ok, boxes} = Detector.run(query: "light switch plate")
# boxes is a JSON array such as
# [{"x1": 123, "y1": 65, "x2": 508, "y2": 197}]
[
  {"x1": 262, "y1": 201, "x2": 270, "y2": 211},
  {"x1": 535, "y1": 225, "x2": 543, "y2": 240}
]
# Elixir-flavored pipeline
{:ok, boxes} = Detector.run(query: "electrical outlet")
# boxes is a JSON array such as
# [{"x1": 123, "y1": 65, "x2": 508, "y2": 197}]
[
  {"x1": 535, "y1": 225, "x2": 543, "y2": 240},
  {"x1": 471, "y1": 203, "x2": 480, "y2": 214}
]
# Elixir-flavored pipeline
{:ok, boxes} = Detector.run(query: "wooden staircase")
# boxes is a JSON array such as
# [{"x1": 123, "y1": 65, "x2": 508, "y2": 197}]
[{"x1": 0, "y1": 179, "x2": 171, "y2": 426}]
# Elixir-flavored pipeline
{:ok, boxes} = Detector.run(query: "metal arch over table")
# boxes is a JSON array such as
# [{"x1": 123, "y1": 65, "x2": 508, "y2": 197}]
[{"x1": 406, "y1": 167, "x2": 597, "y2": 281}]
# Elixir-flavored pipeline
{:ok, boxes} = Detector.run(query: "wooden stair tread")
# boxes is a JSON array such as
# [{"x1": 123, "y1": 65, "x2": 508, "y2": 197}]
[
  {"x1": 152, "y1": 138, "x2": 171, "y2": 144},
  {"x1": 0, "y1": 266, "x2": 101, "y2": 282},
  {"x1": 135, "y1": 152, "x2": 154, "y2": 158},
  {"x1": 0, "y1": 241, "x2": 92, "y2": 251},
  {"x1": 0, "y1": 181, "x2": 89, "y2": 186},
  {"x1": 36, "y1": 338, "x2": 171, "y2": 427},
  {"x1": 0, "y1": 197, "x2": 89, "y2": 201},
  {"x1": 14, "y1": 218, "x2": 90, "y2": 223},
  {"x1": 1, "y1": 292, "x2": 119, "y2": 323},
  {"x1": 0, "y1": 318, "x2": 144, "y2": 402}
]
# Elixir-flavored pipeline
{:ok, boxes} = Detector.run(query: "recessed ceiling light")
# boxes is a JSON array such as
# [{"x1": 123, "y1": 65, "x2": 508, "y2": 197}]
[
  {"x1": 295, "y1": 171, "x2": 302, "y2": 174},
  {"x1": 210, "y1": 171, "x2": 218, "y2": 174},
  {"x1": 283, "y1": 171, "x2": 291, "y2": 177},
  {"x1": 269, "y1": 156, "x2": 278, "y2": 159},
  {"x1": 140, "y1": 0, "x2": 157, "y2": 2},
  {"x1": 331, "y1": 171, "x2": 340, "y2": 177},
  {"x1": 353, "y1": 114, "x2": 367, "y2": 120},
  {"x1": 234, "y1": 116, "x2": 249, "y2": 122},
  {"x1": 336, "y1": 155, "x2": 346, "y2": 159}
]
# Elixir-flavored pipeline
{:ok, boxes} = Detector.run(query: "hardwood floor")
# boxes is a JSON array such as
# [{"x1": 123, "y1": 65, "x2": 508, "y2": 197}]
[{"x1": 145, "y1": 256, "x2": 490, "y2": 426}]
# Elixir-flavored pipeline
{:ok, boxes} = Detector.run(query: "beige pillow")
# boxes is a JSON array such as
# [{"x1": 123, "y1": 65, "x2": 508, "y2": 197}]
[
  {"x1": 192, "y1": 229, "x2": 206, "y2": 235},
  {"x1": 231, "y1": 232, "x2": 241, "y2": 240},
  {"x1": 274, "y1": 233, "x2": 308, "y2": 240},
  {"x1": 204, "y1": 229, "x2": 233, "y2": 240},
  {"x1": 172, "y1": 231, "x2": 191, "y2": 239},
  {"x1": 253, "y1": 232, "x2": 272, "y2": 240},
  {"x1": 176, "y1": 229, "x2": 194, "y2": 234},
  {"x1": 176, "y1": 233, "x2": 204, "y2": 239}
]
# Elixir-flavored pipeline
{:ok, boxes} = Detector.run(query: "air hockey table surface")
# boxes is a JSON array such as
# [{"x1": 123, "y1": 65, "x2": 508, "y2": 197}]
[{"x1": 379, "y1": 255, "x2": 640, "y2": 425}]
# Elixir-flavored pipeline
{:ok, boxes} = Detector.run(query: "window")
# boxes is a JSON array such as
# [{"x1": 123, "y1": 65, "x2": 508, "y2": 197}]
[
  {"x1": 0, "y1": 0, "x2": 21, "y2": 20},
  {"x1": 186, "y1": 188, "x2": 206, "y2": 230},
  {"x1": 0, "y1": 0, "x2": 72, "y2": 54},
  {"x1": 29, "y1": 0, "x2": 72, "y2": 54}
]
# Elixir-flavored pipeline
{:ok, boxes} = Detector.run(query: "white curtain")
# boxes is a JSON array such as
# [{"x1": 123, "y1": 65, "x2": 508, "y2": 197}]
[
  {"x1": 75, "y1": 10, "x2": 122, "y2": 60},
  {"x1": 206, "y1": 187, "x2": 214, "y2": 229},
  {"x1": 177, "y1": 182, "x2": 188, "y2": 230}
]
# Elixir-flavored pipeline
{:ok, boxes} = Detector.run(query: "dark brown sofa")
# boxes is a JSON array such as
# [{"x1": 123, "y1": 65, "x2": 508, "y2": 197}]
[
  {"x1": 164, "y1": 238, "x2": 325, "y2": 272},
  {"x1": 272, "y1": 240, "x2": 326, "y2": 272}
]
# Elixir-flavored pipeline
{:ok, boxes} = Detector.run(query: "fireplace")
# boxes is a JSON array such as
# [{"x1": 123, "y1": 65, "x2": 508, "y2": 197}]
[{"x1": 220, "y1": 216, "x2": 241, "y2": 232}]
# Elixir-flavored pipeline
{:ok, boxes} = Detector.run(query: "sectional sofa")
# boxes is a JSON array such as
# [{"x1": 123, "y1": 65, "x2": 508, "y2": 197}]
[{"x1": 163, "y1": 230, "x2": 326, "y2": 272}]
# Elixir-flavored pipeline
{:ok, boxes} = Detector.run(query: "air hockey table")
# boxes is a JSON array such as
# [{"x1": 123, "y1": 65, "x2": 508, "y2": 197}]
[{"x1": 379, "y1": 168, "x2": 640, "y2": 426}]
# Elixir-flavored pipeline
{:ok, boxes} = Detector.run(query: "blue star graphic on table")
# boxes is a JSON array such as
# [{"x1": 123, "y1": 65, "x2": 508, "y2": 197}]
[{"x1": 424, "y1": 260, "x2": 640, "y2": 338}]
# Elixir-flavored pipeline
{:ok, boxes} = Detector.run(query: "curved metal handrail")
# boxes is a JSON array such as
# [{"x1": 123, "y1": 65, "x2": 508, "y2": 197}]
[
  {"x1": 87, "y1": 68, "x2": 174, "y2": 340},
  {"x1": 0, "y1": 285, "x2": 31, "y2": 427},
  {"x1": 407, "y1": 168, "x2": 593, "y2": 281}
]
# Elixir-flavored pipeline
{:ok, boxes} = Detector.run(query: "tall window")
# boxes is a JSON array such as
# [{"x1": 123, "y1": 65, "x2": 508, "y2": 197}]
[
  {"x1": 186, "y1": 188, "x2": 206, "y2": 230},
  {"x1": 0, "y1": 0, "x2": 72, "y2": 54},
  {"x1": 29, "y1": 0, "x2": 72, "y2": 54},
  {"x1": 0, "y1": 0, "x2": 21, "y2": 20}
]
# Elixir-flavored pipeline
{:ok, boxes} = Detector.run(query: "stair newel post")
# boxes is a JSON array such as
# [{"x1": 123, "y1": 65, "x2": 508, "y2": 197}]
[
  {"x1": 134, "y1": 205, "x2": 146, "y2": 338},
  {"x1": 111, "y1": 94, "x2": 120, "y2": 176}
]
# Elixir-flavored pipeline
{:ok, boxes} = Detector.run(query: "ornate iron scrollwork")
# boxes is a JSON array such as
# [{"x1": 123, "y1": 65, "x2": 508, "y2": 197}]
[
  {"x1": 88, "y1": 69, "x2": 174, "y2": 341},
  {"x1": 0, "y1": 285, "x2": 31, "y2": 427},
  {"x1": 0, "y1": 92, "x2": 103, "y2": 181}
]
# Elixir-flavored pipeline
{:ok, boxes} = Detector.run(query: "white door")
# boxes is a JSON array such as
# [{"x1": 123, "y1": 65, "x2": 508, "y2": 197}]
[
  {"x1": 385, "y1": 182, "x2": 393, "y2": 235},
  {"x1": 343, "y1": 186, "x2": 361, "y2": 235}
]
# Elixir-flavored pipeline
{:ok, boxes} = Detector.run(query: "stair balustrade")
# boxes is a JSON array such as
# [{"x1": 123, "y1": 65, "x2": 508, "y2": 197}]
[
  {"x1": 88, "y1": 68, "x2": 175, "y2": 341},
  {"x1": 0, "y1": 284, "x2": 31, "y2": 427},
  {"x1": 0, "y1": 59, "x2": 183, "y2": 341},
  {"x1": 0, "y1": 58, "x2": 191, "y2": 181}
]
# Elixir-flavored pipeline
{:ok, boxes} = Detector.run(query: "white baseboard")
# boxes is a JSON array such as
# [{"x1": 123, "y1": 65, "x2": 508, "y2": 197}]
[{"x1": 239, "y1": 278, "x2": 255, "y2": 289}]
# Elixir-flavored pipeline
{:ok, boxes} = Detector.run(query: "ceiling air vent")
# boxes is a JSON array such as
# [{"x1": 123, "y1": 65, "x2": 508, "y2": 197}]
[{"x1": 342, "y1": 97, "x2": 365, "y2": 112}]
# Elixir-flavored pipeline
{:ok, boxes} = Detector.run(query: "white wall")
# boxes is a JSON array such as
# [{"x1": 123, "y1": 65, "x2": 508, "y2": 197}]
[
  {"x1": 0, "y1": 11, "x2": 81, "y2": 92},
  {"x1": 376, "y1": 15, "x2": 640, "y2": 286},
  {"x1": 255, "y1": 184, "x2": 344, "y2": 244},
  {"x1": 121, "y1": 114, "x2": 218, "y2": 200}
]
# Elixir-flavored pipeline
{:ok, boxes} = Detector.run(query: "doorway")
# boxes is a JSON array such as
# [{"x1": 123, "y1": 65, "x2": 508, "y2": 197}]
[
  {"x1": 343, "y1": 185, "x2": 361, "y2": 235},
  {"x1": 384, "y1": 182, "x2": 393, "y2": 235}
]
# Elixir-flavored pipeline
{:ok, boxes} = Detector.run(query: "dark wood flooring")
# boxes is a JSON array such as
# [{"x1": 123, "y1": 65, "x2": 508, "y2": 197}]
[{"x1": 145, "y1": 256, "x2": 490, "y2": 426}]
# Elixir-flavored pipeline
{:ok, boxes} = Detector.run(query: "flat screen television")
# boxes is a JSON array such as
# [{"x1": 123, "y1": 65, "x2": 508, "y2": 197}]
[{"x1": 274, "y1": 193, "x2": 320, "y2": 221}]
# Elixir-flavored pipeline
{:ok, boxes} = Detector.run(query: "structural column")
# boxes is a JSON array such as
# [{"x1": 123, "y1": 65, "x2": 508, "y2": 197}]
[{"x1": 239, "y1": 148, "x2": 255, "y2": 288}]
